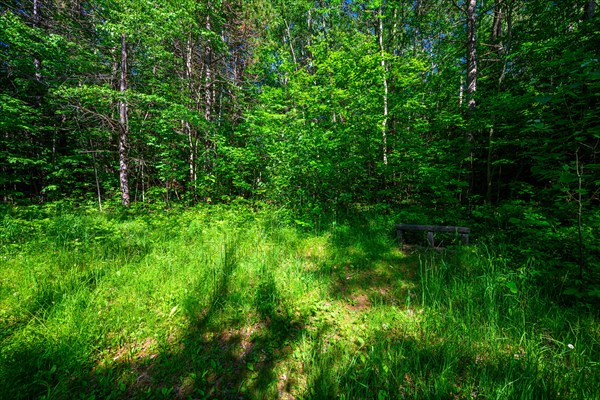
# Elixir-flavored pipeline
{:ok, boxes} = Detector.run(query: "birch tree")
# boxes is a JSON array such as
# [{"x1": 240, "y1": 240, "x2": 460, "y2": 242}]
[
  {"x1": 118, "y1": 32, "x2": 130, "y2": 206},
  {"x1": 466, "y1": 0, "x2": 477, "y2": 111}
]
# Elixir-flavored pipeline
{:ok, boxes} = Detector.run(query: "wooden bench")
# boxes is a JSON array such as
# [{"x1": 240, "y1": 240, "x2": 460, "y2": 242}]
[{"x1": 396, "y1": 224, "x2": 470, "y2": 247}]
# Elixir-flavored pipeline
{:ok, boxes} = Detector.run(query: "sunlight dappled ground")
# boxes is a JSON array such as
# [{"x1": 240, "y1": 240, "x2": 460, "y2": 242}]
[{"x1": 1, "y1": 206, "x2": 598, "y2": 399}]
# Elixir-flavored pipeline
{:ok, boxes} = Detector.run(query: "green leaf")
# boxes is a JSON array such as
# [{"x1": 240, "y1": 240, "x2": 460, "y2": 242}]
[{"x1": 506, "y1": 282, "x2": 518, "y2": 294}]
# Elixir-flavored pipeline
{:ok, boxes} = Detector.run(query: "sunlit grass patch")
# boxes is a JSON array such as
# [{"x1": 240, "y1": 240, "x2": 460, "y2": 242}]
[{"x1": 0, "y1": 205, "x2": 598, "y2": 399}]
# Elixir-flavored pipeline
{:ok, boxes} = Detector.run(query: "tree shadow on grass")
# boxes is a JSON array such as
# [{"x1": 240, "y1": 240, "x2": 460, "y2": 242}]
[
  {"x1": 0, "y1": 262, "x2": 115, "y2": 399},
  {"x1": 327, "y1": 329, "x2": 579, "y2": 399},
  {"x1": 89, "y1": 217, "x2": 420, "y2": 399},
  {"x1": 310, "y1": 219, "x2": 422, "y2": 311},
  {"x1": 295, "y1": 219, "x2": 594, "y2": 399},
  {"x1": 5, "y1": 215, "x2": 579, "y2": 399},
  {"x1": 88, "y1": 234, "x2": 307, "y2": 399},
  {"x1": 0, "y1": 335, "x2": 94, "y2": 399}
]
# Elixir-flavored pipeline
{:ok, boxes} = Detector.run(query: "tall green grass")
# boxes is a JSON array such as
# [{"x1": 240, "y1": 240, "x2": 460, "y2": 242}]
[{"x1": 0, "y1": 206, "x2": 598, "y2": 399}]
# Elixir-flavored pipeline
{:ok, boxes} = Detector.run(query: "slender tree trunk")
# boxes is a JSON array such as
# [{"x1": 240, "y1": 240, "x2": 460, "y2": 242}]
[
  {"x1": 204, "y1": 9, "x2": 212, "y2": 122},
  {"x1": 119, "y1": 33, "x2": 130, "y2": 207},
  {"x1": 307, "y1": 8, "x2": 312, "y2": 48},
  {"x1": 90, "y1": 140, "x2": 103, "y2": 211},
  {"x1": 185, "y1": 35, "x2": 197, "y2": 188},
  {"x1": 459, "y1": 76, "x2": 464, "y2": 107},
  {"x1": 392, "y1": 7, "x2": 398, "y2": 49},
  {"x1": 586, "y1": 0, "x2": 596, "y2": 20},
  {"x1": 379, "y1": 6, "x2": 389, "y2": 166},
  {"x1": 186, "y1": 120, "x2": 197, "y2": 185},
  {"x1": 141, "y1": 161, "x2": 145, "y2": 203},
  {"x1": 31, "y1": 0, "x2": 42, "y2": 199},
  {"x1": 491, "y1": 1, "x2": 503, "y2": 40},
  {"x1": 33, "y1": 0, "x2": 42, "y2": 83},
  {"x1": 457, "y1": 0, "x2": 478, "y2": 200},
  {"x1": 466, "y1": 0, "x2": 477, "y2": 111},
  {"x1": 203, "y1": 7, "x2": 214, "y2": 174},
  {"x1": 576, "y1": 148, "x2": 585, "y2": 280},
  {"x1": 285, "y1": 19, "x2": 297, "y2": 67},
  {"x1": 32, "y1": 0, "x2": 42, "y2": 110},
  {"x1": 413, "y1": 0, "x2": 421, "y2": 56},
  {"x1": 486, "y1": 1, "x2": 503, "y2": 204},
  {"x1": 204, "y1": 58, "x2": 211, "y2": 123},
  {"x1": 486, "y1": 126, "x2": 494, "y2": 203}
]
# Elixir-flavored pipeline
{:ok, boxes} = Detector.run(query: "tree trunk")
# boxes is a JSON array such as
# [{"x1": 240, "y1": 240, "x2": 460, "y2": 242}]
[
  {"x1": 90, "y1": 140, "x2": 103, "y2": 211},
  {"x1": 576, "y1": 148, "x2": 585, "y2": 280},
  {"x1": 486, "y1": 126, "x2": 494, "y2": 203},
  {"x1": 33, "y1": 0, "x2": 42, "y2": 108},
  {"x1": 459, "y1": 76, "x2": 464, "y2": 107},
  {"x1": 185, "y1": 35, "x2": 198, "y2": 188},
  {"x1": 285, "y1": 19, "x2": 297, "y2": 67},
  {"x1": 204, "y1": 10, "x2": 214, "y2": 174},
  {"x1": 466, "y1": 0, "x2": 477, "y2": 111},
  {"x1": 586, "y1": 0, "x2": 596, "y2": 20},
  {"x1": 379, "y1": 6, "x2": 389, "y2": 166},
  {"x1": 413, "y1": 0, "x2": 421, "y2": 56},
  {"x1": 32, "y1": 0, "x2": 42, "y2": 82},
  {"x1": 486, "y1": 1, "x2": 503, "y2": 204},
  {"x1": 119, "y1": 32, "x2": 130, "y2": 207},
  {"x1": 307, "y1": 8, "x2": 312, "y2": 48},
  {"x1": 491, "y1": 1, "x2": 502, "y2": 41}
]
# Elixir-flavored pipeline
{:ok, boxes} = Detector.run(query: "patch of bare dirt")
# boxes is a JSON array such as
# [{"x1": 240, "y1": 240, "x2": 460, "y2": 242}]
[{"x1": 347, "y1": 293, "x2": 371, "y2": 311}]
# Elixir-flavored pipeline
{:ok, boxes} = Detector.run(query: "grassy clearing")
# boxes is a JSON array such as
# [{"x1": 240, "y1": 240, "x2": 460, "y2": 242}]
[{"x1": 1, "y1": 206, "x2": 598, "y2": 399}]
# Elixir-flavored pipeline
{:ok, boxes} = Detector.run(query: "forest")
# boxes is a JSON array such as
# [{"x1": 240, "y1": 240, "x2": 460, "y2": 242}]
[{"x1": 1, "y1": 0, "x2": 599, "y2": 398}]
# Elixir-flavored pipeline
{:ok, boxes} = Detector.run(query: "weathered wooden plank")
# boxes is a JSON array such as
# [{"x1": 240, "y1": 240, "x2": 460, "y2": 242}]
[
  {"x1": 396, "y1": 224, "x2": 470, "y2": 234},
  {"x1": 427, "y1": 231, "x2": 435, "y2": 247}
]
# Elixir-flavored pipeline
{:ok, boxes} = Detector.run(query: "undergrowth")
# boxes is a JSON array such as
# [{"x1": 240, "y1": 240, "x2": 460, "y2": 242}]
[{"x1": 0, "y1": 205, "x2": 598, "y2": 399}]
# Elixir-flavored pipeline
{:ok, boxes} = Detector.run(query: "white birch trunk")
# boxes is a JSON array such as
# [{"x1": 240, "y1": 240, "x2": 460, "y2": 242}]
[
  {"x1": 119, "y1": 33, "x2": 130, "y2": 207},
  {"x1": 185, "y1": 35, "x2": 197, "y2": 186},
  {"x1": 466, "y1": 0, "x2": 477, "y2": 111},
  {"x1": 33, "y1": 0, "x2": 41, "y2": 82},
  {"x1": 379, "y1": 6, "x2": 389, "y2": 166}
]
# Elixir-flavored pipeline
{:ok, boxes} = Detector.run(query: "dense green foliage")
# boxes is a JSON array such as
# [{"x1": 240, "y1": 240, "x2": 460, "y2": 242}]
[
  {"x1": 1, "y1": 0, "x2": 596, "y2": 294},
  {"x1": 1, "y1": 207, "x2": 598, "y2": 399},
  {"x1": 1, "y1": 0, "x2": 599, "y2": 396},
  {"x1": 1, "y1": 0, "x2": 597, "y2": 205}
]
